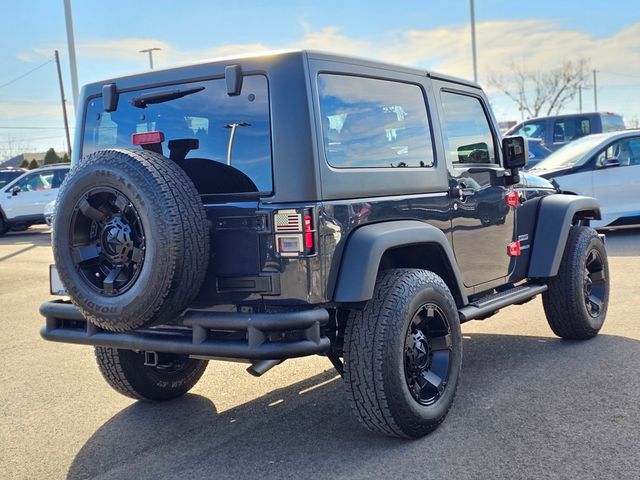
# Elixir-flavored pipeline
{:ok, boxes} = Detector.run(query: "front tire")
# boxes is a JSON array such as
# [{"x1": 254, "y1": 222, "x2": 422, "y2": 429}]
[
  {"x1": 95, "y1": 347, "x2": 208, "y2": 401},
  {"x1": 542, "y1": 226, "x2": 609, "y2": 339},
  {"x1": 344, "y1": 269, "x2": 463, "y2": 438}
]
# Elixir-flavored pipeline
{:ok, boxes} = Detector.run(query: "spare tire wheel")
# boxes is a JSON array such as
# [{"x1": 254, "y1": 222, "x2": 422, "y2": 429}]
[{"x1": 52, "y1": 148, "x2": 209, "y2": 332}]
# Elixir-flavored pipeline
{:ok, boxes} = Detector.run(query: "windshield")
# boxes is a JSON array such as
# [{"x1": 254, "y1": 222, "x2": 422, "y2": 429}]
[{"x1": 532, "y1": 135, "x2": 606, "y2": 170}]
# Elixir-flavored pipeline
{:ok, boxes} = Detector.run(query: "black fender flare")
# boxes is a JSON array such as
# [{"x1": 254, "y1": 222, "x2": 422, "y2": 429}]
[
  {"x1": 528, "y1": 194, "x2": 601, "y2": 278},
  {"x1": 332, "y1": 220, "x2": 467, "y2": 304}
]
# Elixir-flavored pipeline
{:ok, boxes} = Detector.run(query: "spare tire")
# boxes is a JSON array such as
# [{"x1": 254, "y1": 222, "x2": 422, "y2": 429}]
[{"x1": 52, "y1": 148, "x2": 209, "y2": 332}]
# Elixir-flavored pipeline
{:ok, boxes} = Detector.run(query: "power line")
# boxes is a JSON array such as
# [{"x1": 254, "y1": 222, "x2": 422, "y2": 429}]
[{"x1": 0, "y1": 57, "x2": 55, "y2": 91}]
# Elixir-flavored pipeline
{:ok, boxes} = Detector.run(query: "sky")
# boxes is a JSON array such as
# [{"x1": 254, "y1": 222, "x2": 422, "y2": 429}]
[{"x1": 1, "y1": 0, "x2": 640, "y2": 158}]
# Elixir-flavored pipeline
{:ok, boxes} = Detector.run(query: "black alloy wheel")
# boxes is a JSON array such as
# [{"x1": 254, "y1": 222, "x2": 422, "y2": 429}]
[
  {"x1": 70, "y1": 187, "x2": 146, "y2": 296},
  {"x1": 52, "y1": 148, "x2": 209, "y2": 331},
  {"x1": 583, "y1": 249, "x2": 606, "y2": 318},
  {"x1": 404, "y1": 303, "x2": 453, "y2": 407},
  {"x1": 344, "y1": 269, "x2": 463, "y2": 438},
  {"x1": 542, "y1": 225, "x2": 609, "y2": 340}
]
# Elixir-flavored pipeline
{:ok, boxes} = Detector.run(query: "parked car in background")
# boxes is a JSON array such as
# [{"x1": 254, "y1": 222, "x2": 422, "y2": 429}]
[
  {"x1": 529, "y1": 130, "x2": 640, "y2": 229},
  {"x1": 0, "y1": 164, "x2": 70, "y2": 234},
  {"x1": 44, "y1": 199, "x2": 56, "y2": 227},
  {"x1": 0, "y1": 167, "x2": 27, "y2": 189},
  {"x1": 525, "y1": 138, "x2": 552, "y2": 170},
  {"x1": 506, "y1": 112, "x2": 626, "y2": 152}
]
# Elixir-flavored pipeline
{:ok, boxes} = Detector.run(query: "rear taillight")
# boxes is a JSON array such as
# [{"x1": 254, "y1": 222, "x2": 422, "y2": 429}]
[{"x1": 273, "y1": 208, "x2": 315, "y2": 257}]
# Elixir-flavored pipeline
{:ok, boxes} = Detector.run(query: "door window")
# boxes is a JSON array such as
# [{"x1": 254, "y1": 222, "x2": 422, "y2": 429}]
[
  {"x1": 596, "y1": 138, "x2": 640, "y2": 167},
  {"x1": 553, "y1": 117, "x2": 591, "y2": 144},
  {"x1": 14, "y1": 171, "x2": 54, "y2": 192},
  {"x1": 440, "y1": 92, "x2": 496, "y2": 165}
]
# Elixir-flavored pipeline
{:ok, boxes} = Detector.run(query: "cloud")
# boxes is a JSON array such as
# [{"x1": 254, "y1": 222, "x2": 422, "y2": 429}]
[
  {"x1": 16, "y1": 20, "x2": 640, "y2": 84},
  {"x1": 0, "y1": 100, "x2": 63, "y2": 120}
]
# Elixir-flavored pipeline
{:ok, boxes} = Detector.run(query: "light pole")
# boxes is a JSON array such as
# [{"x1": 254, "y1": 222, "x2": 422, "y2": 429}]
[
  {"x1": 63, "y1": 0, "x2": 79, "y2": 108},
  {"x1": 470, "y1": 0, "x2": 478, "y2": 83},
  {"x1": 139, "y1": 48, "x2": 161, "y2": 69}
]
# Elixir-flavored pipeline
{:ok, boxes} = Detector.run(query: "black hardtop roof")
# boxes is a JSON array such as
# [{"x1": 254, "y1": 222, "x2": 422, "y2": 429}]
[{"x1": 81, "y1": 49, "x2": 480, "y2": 93}]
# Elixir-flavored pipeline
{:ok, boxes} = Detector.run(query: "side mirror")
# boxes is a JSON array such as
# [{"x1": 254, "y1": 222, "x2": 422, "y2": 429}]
[
  {"x1": 502, "y1": 136, "x2": 528, "y2": 170},
  {"x1": 502, "y1": 136, "x2": 528, "y2": 186},
  {"x1": 601, "y1": 158, "x2": 621, "y2": 169},
  {"x1": 11, "y1": 186, "x2": 21, "y2": 196}
]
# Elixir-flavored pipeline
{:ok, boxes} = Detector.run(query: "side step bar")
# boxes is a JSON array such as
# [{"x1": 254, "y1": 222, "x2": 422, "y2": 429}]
[{"x1": 458, "y1": 284, "x2": 548, "y2": 322}]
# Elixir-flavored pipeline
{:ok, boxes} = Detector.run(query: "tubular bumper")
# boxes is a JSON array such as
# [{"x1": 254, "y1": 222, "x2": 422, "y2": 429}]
[{"x1": 40, "y1": 301, "x2": 331, "y2": 360}]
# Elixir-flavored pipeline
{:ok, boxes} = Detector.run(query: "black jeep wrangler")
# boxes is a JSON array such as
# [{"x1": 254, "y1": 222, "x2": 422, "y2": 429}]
[{"x1": 41, "y1": 51, "x2": 609, "y2": 438}]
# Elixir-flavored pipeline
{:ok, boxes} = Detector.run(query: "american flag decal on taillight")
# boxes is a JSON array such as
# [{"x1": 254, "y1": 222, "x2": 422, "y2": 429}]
[{"x1": 274, "y1": 210, "x2": 302, "y2": 232}]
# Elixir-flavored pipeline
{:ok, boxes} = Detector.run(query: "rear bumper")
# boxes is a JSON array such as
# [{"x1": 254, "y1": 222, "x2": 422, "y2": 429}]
[{"x1": 40, "y1": 301, "x2": 331, "y2": 360}]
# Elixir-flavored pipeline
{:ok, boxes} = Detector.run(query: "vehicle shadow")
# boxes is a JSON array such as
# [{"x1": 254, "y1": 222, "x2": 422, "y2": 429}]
[{"x1": 67, "y1": 333, "x2": 640, "y2": 480}]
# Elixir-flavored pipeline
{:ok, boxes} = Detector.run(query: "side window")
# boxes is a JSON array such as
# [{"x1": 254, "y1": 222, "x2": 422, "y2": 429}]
[
  {"x1": 596, "y1": 138, "x2": 640, "y2": 167},
  {"x1": 440, "y1": 91, "x2": 496, "y2": 165},
  {"x1": 16, "y1": 171, "x2": 54, "y2": 192},
  {"x1": 51, "y1": 169, "x2": 69, "y2": 188},
  {"x1": 553, "y1": 117, "x2": 591, "y2": 144},
  {"x1": 513, "y1": 120, "x2": 545, "y2": 140},
  {"x1": 318, "y1": 74, "x2": 434, "y2": 168}
]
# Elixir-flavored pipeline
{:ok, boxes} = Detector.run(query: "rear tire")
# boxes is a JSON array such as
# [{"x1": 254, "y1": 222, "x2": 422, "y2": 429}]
[
  {"x1": 542, "y1": 226, "x2": 609, "y2": 339},
  {"x1": 343, "y1": 269, "x2": 463, "y2": 438},
  {"x1": 95, "y1": 347, "x2": 208, "y2": 401}
]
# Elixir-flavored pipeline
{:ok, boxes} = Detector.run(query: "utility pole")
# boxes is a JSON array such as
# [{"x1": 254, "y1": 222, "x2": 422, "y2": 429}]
[
  {"x1": 63, "y1": 0, "x2": 79, "y2": 108},
  {"x1": 139, "y1": 48, "x2": 161, "y2": 69},
  {"x1": 578, "y1": 85, "x2": 582, "y2": 113},
  {"x1": 470, "y1": 0, "x2": 478, "y2": 83},
  {"x1": 54, "y1": 50, "x2": 72, "y2": 157},
  {"x1": 593, "y1": 69, "x2": 598, "y2": 111}
]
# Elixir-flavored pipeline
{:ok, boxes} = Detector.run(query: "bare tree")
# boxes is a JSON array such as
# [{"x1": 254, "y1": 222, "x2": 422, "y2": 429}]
[{"x1": 489, "y1": 58, "x2": 590, "y2": 118}]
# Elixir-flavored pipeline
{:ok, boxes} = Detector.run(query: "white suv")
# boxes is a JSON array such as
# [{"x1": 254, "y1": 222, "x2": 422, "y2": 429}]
[{"x1": 0, "y1": 164, "x2": 70, "y2": 235}]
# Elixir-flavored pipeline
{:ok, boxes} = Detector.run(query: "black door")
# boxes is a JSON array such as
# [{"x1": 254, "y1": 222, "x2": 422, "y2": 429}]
[{"x1": 438, "y1": 90, "x2": 516, "y2": 287}]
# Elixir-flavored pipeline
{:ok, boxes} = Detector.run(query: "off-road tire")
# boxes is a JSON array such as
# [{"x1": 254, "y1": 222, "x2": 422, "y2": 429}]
[
  {"x1": 95, "y1": 347, "x2": 208, "y2": 401},
  {"x1": 542, "y1": 225, "x2": 609, "y2": 339},
  {"x1": 343, "y1": 269, "x2": 463, "y2": 438},
  {"x1": 52, "y1": 148, "x2": 209, "y2": 331}
]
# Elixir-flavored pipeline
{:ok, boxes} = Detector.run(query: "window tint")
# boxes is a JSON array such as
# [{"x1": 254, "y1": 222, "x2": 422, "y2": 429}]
[
  {"x1": 512, "y1": 120, "x2": 545, "y2": 140},
  {"x1": 318, "y1": 74, "x2": 434, "y2": 168},
  {"x1": 0, "y1": 171, "x2": 23, "y2": 188},
  {"x1": 553, "y1": 117, "x2": 591, "y2": 144},
  {"x1": 16, "y1": 171, "x2": 54, "y2": 191},
  {"x1": 83, "y1": 75, "x2": 272, "y2": 195},
  {"x1": 601, "y1": 114, "x2": 626, "y2": 132},
  {"x1": 51, "y1": 169, "x2": 69, "y2": 188},
  {"x1": 596, "y1": 138, "x2": 640, "y2": 167},
  {"x1": 440, "y1": 92, "x2": 496, "y2": 165}
]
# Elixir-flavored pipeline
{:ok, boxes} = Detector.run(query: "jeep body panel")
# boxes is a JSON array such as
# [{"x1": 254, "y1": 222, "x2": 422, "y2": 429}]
[
  {"x1": 528, "y1": 194, "x2": 601, "y2": 278},
  {"x1": 332, "y1": 220, "x2": 467, "y2": 304}
]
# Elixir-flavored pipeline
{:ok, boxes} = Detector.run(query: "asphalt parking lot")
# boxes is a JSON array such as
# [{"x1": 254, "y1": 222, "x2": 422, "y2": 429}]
[{"x1": 1, "y1": 226, "x2": 638, "y2": 480}]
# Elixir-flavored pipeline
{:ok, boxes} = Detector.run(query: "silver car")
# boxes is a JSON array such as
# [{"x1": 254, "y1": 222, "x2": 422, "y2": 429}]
[{"x1": 530, "y1": 130, "x2": 640, "y2": 229}]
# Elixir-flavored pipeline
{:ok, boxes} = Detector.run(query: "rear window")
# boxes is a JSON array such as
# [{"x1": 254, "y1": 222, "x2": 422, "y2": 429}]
[
  {"x1": 82, "y1": 75, "x2": 272, "y2": 195},
  {"x1": 0, "y1": 170, "x2": 23, "y2": 188},
  {"x1": 318, "y1": 74, "x2": 434, "y2": 169},
  {"x1": 601, "y1": 114, "x2": 626, "y2": 132}
]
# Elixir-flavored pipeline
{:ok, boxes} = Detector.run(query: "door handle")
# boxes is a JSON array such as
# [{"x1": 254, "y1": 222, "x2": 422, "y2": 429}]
[{"x1": 455, "y1": 182, "x2": 476, "y2": 201}]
